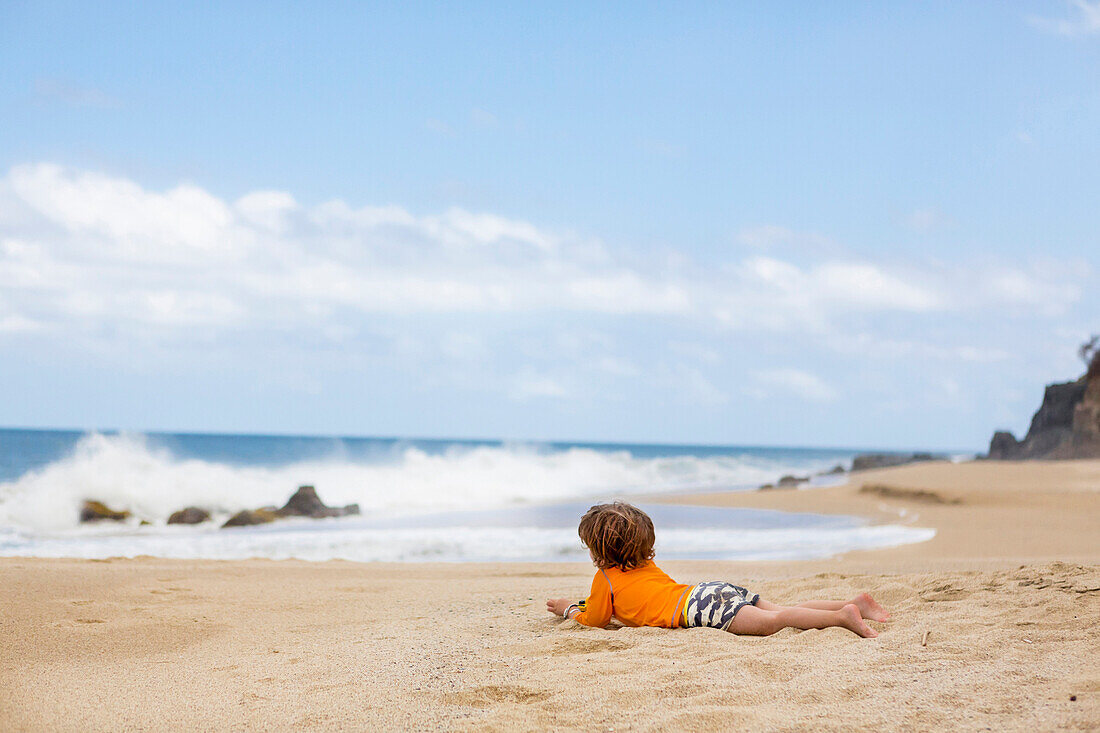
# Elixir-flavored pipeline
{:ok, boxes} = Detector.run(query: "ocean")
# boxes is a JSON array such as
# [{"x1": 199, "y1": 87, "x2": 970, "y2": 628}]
[{"x1": 0, "y1": 429, "x2": 937, "y2": 562}]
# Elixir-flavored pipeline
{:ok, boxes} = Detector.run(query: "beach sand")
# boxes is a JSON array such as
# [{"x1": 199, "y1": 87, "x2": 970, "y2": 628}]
[{"x1": 2, "y1": 460, "x2": 1098, "y2": 731}]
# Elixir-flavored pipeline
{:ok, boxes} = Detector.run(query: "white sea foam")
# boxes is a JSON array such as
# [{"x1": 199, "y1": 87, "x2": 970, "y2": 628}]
[
  {"x1": 0, "y1": 432, "x2": 827, "y2": 532},
  {"x1": 0, "y1": 521, "x2": 936, "y2": 563},
  {"x1": 0, "y1": 432, "x2": 938, "y2": 562}
]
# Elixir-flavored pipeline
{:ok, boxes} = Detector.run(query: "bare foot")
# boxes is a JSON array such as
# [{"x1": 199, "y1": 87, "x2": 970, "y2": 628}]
[
  {"x1": 851, "y1": 592, "x2": 890, "y2": 622},
  {"x1": 839, "y1": 604, "x2": 878, "y2": 638}
]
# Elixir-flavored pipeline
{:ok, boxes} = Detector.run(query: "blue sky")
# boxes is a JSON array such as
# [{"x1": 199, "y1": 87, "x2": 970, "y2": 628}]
[{"x1": 1, "y1": 1, "x2": 1098, "y2": 450}]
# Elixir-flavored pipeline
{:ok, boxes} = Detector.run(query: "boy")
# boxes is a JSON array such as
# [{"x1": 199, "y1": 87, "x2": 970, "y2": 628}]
[{"x1": 546, "y1": 502, "x2": 887, "y2": 637}]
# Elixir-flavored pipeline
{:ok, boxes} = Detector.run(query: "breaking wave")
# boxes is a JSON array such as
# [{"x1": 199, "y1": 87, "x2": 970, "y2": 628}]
[{"x1": 0, "y1": 432, "x2": 846, "y2": 532}]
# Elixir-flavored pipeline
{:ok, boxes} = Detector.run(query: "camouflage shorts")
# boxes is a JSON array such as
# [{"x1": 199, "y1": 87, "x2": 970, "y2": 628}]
[{"x1": 682, "y1": 581, "x2": 760, "y2": 630}]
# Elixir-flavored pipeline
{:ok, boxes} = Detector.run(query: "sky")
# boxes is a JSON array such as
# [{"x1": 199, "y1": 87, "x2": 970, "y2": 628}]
[{"x1": 1, "y1": 1, "x2": 1098, "y2": 450}]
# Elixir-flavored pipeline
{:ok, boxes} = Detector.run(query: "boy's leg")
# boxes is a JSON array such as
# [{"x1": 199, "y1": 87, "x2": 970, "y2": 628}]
[
  {"x1": 755, "y1": 594, "x2": 889, "y2": 621},
  {"x1": 726, "y1": 603, "x2": 877, "y2": 638},
  {"x1": 723, "y1": 605, "x2": 782, "y2": 635}
]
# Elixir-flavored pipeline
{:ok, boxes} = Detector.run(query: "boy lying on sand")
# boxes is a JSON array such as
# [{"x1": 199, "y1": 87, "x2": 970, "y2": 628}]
[{"x1": 547, "y1": 502, "x2": 887, "y2": 637}]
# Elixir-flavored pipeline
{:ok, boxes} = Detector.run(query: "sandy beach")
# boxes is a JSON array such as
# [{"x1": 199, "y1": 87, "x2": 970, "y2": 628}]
[{"x1": 2, "y1": 460, "x2": 1098, "y2": 731}]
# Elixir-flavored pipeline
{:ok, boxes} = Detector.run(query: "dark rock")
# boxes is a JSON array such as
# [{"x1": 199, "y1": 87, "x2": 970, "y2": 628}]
[
  {"x1": 986, "y1": 363, "x2": 1100, "y2": 459},
  {"x1": 990, "y1": 379, "x2": 1085, "y2": 459},
  {"x1": 168, "y1": 507, "x2": 211, "y2": 525},
  {"x1": 987, "y1": 431, "x2": 1020, "y2": 460},
  {"x1": 79, "y1": 500, "x2": 130, "y2": 523},
  {"x1": 851, "y1": 454, "x2": 901, "y2": 471},
  {"x1": 1071, "y1": 359, "x2": 1100, "y2": 448},
  {"x1": 275, "y1": 485, "x2": 360, "y2": 518},
  {"x1": 821, "y1": 464, "x2": 846, "y2": 475},
  {"x1": 851, "y1": 453, "x2": 935, "y2": 472},
  {"x1": 776, "y1": 474, "x2": 809, "y2": 488},
  {"x1": 1028, "y1": 380, "x2": 1086, "y2": 436},
  {"x1": 758, "y1": 483, "x2": 776, "y2": 490},
  {"x1": 219, "y1": 486, "x2": 360, "y2": 529},
  {"x1": 221, "y1": 509, "x2": 278, "y2": 528}
]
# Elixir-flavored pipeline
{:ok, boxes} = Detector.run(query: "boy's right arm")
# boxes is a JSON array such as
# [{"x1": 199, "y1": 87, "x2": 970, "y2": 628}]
[{"x1": 568, "y1": 571, "x2": 613, "y2": 627}]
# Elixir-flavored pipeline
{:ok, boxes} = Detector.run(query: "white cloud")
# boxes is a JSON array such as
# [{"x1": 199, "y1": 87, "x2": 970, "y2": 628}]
[
  {"x1": 0, "y1": 163, "x2": 697, "y2": 334},
  {"x1": 0, "y1": 163, "x2": 1086, "y2": 356},
  {"x1": 565, "y1": 273, "x2": 692, "y2": 315},
  {"x1": 981, "y1": 269, "x2": 1081, "y2": 315},
  {"x1": 139, "y1": 290, "x2": 245, "y2": 327},
  {"x1": 425, "y1": 207, "x2": 555, "y2": 251},
  {"x1": 6, "y1": 163, "x2": 242, "y2": 262},
  {"x1": 235, "y1": 191, "x2": 299, "y2": 233},
  {"x1": 712, "y1": 256, "x2": 942, "y2": 332},
  {"x1": 1029, "y1": 0, "x2": 1100, "y2": 35},
  {"x1": 751, "y1": 368, "x2": 838, "y2": 403},
  {"x1": 814, "y1": 261, "x2": 941, "y2": 311},
  {"x1": 0, "y1": 314, "x2": 42, "y2": 333},
  {"x1": 310, "y1": 199, "x2": 417, "y2": 229}
]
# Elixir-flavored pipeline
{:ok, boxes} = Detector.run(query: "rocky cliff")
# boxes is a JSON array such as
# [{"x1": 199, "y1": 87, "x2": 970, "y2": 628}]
[{"x1": 987, "y1": 348, "x2": 1100, "y2": 460}]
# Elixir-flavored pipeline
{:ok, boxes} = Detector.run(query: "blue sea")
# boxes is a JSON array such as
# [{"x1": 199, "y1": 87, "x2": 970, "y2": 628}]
[{"x1": 0, "y1": 429, "x2": 937, "y2": 562}]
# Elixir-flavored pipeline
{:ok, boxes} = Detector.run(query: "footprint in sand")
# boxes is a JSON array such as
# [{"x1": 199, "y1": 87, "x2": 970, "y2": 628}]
[
  {"x1": 446, "y1": 685, "x2": 550, "y2": 708},
  {"x1": 919, "y1": 583, "x2": 972, "y2": 602},
  {"x1": 744, "y1": 659, "x2": 801, "y2": 684},
  {"x1": 307, "y1": 681, "x2": 353, "y2": 693},
  {"x1": 549, "y1": 637, "x2": 633, "y2": 655},
  {"x1": 659, "y1": 681, "x2": 710, "y2": 699}
]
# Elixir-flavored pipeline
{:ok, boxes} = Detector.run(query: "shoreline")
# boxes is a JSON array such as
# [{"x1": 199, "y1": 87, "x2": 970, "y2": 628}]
[
  {"x1": 658, "y1": 458, "x2": 1100, "y2": 573},
  {"x1": 2, "y1": 460, "x2": 1098, "y2": 730}
]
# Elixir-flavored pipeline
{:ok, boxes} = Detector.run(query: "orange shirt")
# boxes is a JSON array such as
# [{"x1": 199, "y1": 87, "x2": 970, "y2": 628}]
[{"x1": 569, "y1": 560, "x2": 693, "y2": 628}]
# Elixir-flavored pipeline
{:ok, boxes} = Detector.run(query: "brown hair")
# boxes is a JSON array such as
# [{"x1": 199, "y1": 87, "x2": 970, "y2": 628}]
[{"x1": 577, "y1": 502, "x2": 655, "y2": 571}]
